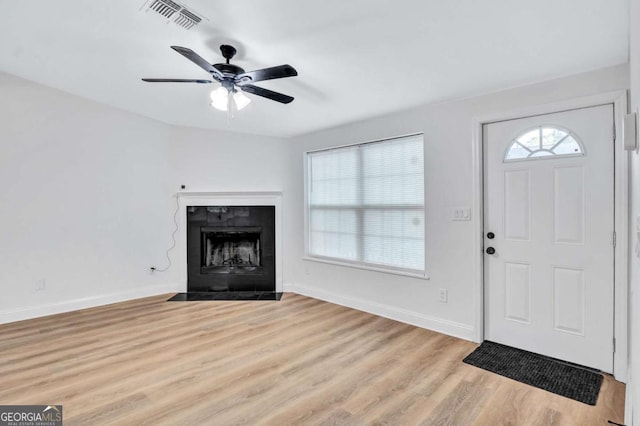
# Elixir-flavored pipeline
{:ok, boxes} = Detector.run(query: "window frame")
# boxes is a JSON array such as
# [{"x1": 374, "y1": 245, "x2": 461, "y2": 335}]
[{"x1": 303, "y1": 133, "x2": 429, "y2": 279}]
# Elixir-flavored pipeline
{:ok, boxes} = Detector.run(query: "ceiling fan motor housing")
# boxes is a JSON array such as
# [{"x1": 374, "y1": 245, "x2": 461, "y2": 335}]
[{"x1": 213, "y1": 63, "x2": 245, "y2": 76}]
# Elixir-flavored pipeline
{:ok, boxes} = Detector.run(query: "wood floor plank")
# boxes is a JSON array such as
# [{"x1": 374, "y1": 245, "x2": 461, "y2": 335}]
[{"x1": 0, "y1": 292, "x2": 626, "y2": 425}]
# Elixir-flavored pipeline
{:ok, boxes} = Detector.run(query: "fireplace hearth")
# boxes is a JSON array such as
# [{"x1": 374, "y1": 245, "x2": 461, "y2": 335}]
[{"x1": 187, "y1": 206, "x2": 275, "y2": 292}]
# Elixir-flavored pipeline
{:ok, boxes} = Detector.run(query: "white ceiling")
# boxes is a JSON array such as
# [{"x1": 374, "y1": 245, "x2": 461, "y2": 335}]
[{"x1": 0, "y1": 0, "x2": 629, "y2": 137}]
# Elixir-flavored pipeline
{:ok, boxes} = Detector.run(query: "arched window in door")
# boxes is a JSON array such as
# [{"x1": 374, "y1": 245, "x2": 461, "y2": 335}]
[{"x1": 504, "y1": 125, "x2": 584, "y2": 162}]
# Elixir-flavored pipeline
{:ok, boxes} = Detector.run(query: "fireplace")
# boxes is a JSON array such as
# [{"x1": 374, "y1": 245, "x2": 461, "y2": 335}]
[
  {"x1": 201, "y1": 227, "x2": 261, "y2": 273},
  {"x1": 187, "y1": 206, "x2": 275, "y2": 292}
]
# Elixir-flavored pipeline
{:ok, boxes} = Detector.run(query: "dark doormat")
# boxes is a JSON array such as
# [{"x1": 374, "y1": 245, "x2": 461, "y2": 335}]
[
  {"x1": 168, "y1": 292, "x2": 283, "y2": 301},
  {"x1": 463, "y1": 341, "x2": 603, "y2": 405}
]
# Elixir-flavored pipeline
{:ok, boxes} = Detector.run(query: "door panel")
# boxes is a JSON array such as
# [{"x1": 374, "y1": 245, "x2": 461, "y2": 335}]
[
  {"x1": 553, "y1": 166, "x2": 585, "y2": 244},
  {"x1": 552, "y1": 266, "x2": 585, "y2": 335},
  {"x1": 504, "y1": 261, "x2": 531, "y2": 323},
  {"x1": 504, "y1": 170, "x2": 531, "y2": 241},
  {"x1": 484, "y1": 104, "x2": 614, "y2": 372}
]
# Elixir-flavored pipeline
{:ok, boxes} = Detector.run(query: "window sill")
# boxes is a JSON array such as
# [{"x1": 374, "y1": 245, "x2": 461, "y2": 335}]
[{"x1": 302, "y1": 256, "x2": 430, "y2": 280}]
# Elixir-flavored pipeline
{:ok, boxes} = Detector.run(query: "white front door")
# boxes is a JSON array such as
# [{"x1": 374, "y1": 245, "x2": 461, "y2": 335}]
[{"x1": 483, "y1": 104, "x2": 614, "y2": 372}]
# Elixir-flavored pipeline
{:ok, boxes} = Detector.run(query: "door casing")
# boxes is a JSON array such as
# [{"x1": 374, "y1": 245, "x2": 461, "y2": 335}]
[{"x1": 471, "y1": 91, "x2": 629, "y2": 382}]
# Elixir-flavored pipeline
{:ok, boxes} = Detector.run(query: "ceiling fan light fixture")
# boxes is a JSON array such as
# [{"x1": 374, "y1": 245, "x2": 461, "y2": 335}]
[
  {"x1": 210, "y1": 86, "x2": 229, "y2": 111},
  {"x1": 209, "y1": 86, "x2": 251, "y2": 112},
  {"x1": 233, "y1": 90, "x2": 251, "y2": 111}
]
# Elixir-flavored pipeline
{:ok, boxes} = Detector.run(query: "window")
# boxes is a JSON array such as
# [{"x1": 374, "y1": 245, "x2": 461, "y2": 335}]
[
  {"x1": 504, "y1": 126, "x2": 584, "y2": 162},
  {"x1": 306, "y1": 134, "x2": 425, "y2": 275}
]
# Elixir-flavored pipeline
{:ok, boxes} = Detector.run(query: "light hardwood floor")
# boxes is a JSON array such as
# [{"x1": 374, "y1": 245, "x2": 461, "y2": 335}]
[{"x1": 0, "y1": 293, "x2": 625, "y2": 425}]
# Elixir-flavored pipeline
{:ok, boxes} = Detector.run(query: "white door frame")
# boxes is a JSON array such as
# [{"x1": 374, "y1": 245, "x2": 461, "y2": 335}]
[{"x1": 471, "y1": 91, "x2": 629, "y2": 382}]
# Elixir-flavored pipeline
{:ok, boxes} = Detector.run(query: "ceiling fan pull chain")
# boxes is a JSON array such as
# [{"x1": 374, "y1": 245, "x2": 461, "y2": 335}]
[{"x1": 227, "y1": 92, "x2": 235, "y2": 123}]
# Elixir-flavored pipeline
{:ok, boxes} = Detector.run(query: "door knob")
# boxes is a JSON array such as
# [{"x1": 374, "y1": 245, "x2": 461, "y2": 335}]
[
  {"x1": 487, "y1": 232, "x2": 495, "y2": 239},
  {"x1": 486, "y1": 247, "x2": 496, "y2": 255}
]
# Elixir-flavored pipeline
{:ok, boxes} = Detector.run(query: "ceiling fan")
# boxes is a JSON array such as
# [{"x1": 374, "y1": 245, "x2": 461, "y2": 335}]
[{"x1": 142, "y1": 45, "x2": 298, "y2": 113}]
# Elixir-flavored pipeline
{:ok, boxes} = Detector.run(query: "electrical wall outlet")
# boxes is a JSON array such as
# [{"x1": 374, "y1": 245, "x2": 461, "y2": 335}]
[
  {"x1": 439, "y1": 288, "x2": 448, "y2": 303},
  {"x1": 35, "y1": 279, "x2": 46, "y2": 292}
]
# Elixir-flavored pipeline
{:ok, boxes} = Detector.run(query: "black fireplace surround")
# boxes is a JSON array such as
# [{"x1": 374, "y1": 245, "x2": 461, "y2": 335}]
[{"x1": 187, "y1": 205, "x2": 275, "y2": 292}]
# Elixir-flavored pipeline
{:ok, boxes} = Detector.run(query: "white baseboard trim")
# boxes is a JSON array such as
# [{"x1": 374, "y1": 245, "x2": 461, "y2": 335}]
[
  {"x1": 0, "y1": 283, "x2": 181, "y2": 324},
  {"x1": 284, "y1": 283, "x2": 475, "y2": 341}
]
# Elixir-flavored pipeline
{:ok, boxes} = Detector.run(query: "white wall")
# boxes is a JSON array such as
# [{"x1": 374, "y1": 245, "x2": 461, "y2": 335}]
[
  {"x1": 0, "y1": 70, "x2": 294, "y2": 323},
  {"x1": 167, "y1": 126, "x2": 290, "y2": 194},
  {"x1": 627, "y1": 1, "x2": 640, "y2": 424},
  {"x1": 0, "y1": 73, "x2": 176, "y2": 322},
  {"x1": 285, "y1": 64, "x2": 629, "y2": 341},
  {"x1": 165, "y1": 125, "x2": 292, "y2": 289},
  {"x1": 0, "y1": 73, "x2": 292, "y2": 322}
]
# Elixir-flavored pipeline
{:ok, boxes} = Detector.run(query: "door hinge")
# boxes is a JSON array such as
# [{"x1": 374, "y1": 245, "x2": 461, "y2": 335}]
[
  {"x1": 613, "y1": 337, "x2": 616, "y2": 353},
  {"x1": 613, "y1": 231, "x2": 617, "y2": 248}
]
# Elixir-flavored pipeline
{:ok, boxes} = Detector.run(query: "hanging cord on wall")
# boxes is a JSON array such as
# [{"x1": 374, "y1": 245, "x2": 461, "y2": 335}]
[{"x1": 150, "y1": 195, "x2": 180, "y2": 273}]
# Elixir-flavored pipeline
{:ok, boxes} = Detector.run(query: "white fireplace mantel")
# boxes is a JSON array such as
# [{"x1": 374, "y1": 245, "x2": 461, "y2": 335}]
[{"x1": 175, "y1": 191, "x2": 283, "y2": 292}]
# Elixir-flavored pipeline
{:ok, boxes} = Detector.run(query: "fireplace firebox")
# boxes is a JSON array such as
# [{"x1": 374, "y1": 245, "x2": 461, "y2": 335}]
[{"x1": 187, "y1": 206, "x2": 275, "y2": 292}]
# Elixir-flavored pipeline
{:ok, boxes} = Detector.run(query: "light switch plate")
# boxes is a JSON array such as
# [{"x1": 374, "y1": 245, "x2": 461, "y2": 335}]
[{"x1": 452, "y1": 207, "x2": 471, "y2": 221}]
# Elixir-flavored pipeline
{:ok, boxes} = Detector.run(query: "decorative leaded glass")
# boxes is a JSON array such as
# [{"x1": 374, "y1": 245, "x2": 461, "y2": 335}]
[{"x1": 504, "y1": 126, "x2": 584, "y2": 162}]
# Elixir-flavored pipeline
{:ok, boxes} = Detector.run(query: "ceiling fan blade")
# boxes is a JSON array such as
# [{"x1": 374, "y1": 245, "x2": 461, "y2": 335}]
[
  {"x1": 170, "y1": 46, "x2": 224, "y2": 81},
  {"x1": 241, "y1": 84, "x2": 294, "y2": 104},
  {"x1": 142, "y1": 78, "x2": 213, "y2": 83},
  {"x1": 235, "y1": 65, "x2": 297, "y2": 84}
]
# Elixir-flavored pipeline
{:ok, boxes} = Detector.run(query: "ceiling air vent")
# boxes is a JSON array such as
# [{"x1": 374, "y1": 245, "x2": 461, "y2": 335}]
[
  {"x1": 142, "y1": 0, "x2": 206, "y2": 30},
  {"x1": 147, "y1": 0, "x2": 180, "y2": 18},
  {"x1": 174, "y1": 9, "x2": 201, "y2": 29}
]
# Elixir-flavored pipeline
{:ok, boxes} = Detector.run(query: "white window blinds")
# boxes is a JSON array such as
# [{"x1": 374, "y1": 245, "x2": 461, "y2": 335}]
[{"x1": 306, "y1": 134, "x2": 425, "y2": 274}]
